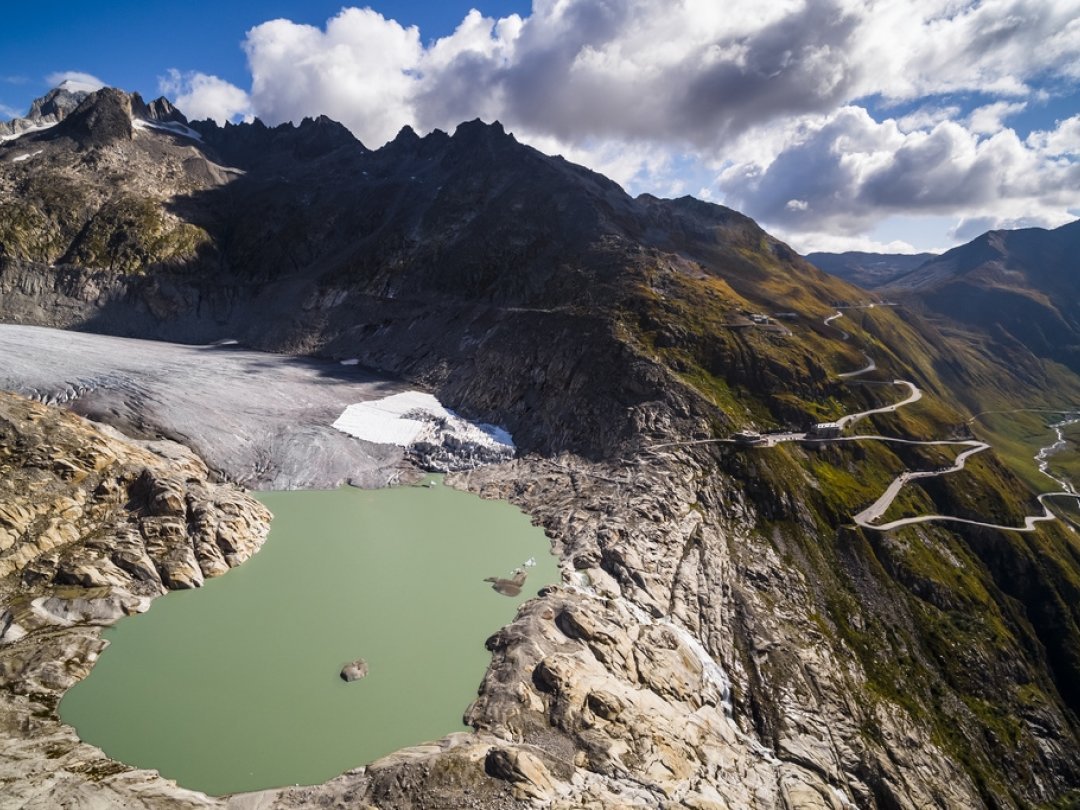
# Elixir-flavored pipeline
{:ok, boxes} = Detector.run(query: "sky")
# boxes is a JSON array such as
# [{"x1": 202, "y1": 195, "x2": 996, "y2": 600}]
[{"x1": 2, "y1": 0, "x2": 1078, "y2": 254}]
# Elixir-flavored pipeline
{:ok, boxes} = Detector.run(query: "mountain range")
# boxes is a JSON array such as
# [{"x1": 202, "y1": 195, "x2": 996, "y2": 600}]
[
  {"x1": 2, "y1": 86, "x2": 1080, "y2": 809},
  {"x1": 804, "y1": 250, "x2": 937, "y2": 288},
  {"x1": 810, "y1": 221, "x2": 1080, "y2": 376}
]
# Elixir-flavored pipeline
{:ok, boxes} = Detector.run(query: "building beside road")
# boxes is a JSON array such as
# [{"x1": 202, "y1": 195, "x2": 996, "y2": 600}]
[
  {"x1": 809, "y1": 422, "x2": 843, "y2": 439},
  {"x1": 733, "y1": 430, "x2": 764, "y2": 445}
]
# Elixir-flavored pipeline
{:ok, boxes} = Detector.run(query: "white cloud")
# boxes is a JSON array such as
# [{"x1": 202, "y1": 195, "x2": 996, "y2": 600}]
[
  {"x1": 518, "y1": 132, "x2": 679, "y2": 192},
  {"x1": 947, "y1": 212, "x2": 1068, "y2": 242},
  {"x1": 778, "y1": 230, "x2": 924, "y2": 255},
  {"x1": 0, "y1": 102, "x2": 21, "y2": 119},
  {"x1": 159, "y1": 69, "x2": 252, "y2": 124},
  {"x1": 1026, "y1": 114, "x2": 1080, "y2": 156},
  {"x1": 243, "y1": 8, "x2": 424, "y2": 146},
  {"x1": 437, "y1": 0, "x2": 1080, "y2": 147},
  {"x1": 194, "y1": 0, "x2": 1078, "y2": 151},
  {"x1": 844, "y1": 0, "x2": 1080, "y2": 101},
  {"x1": 967, "y1": 101, "x2": 1027, "y2": 135},
  {"x1": 897, "y1": 104, "x2": 963, "y2": 133},
  {"x1": 45, "y1": 71, "x2": 105, "y2": 93},
  {"x1": 716, "y1": 106, "x2": 1080, "y2": 245}
]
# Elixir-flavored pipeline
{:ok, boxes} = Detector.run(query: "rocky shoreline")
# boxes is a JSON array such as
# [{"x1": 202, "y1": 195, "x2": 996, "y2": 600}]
[
  {"x1": 0, "y1": 393, "x2": 271, "y2": 808},
  {"x1": 0, "y1": 392, "x2": 985, "y2": 809}
]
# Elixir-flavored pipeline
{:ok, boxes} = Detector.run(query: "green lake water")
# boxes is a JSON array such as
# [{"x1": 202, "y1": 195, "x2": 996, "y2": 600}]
[{"x1": 59, "y1": 478, "x2": 559, "y2": 796}]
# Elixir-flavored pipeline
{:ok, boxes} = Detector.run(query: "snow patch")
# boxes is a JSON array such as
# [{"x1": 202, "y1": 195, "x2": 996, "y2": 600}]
[
  {"x1": 339, "y1": 358, "x2": 359, "y2": 366},
  {"x1": 133, "y1": 117, "x2": 203, "y2": 141},
  {"x1": 57, "y1": 77, "x2": 104, "y2": 94},
  {"x1": 12, "y1": 150, "x2": 43, "y2": 162},
  {"x1": 0, "y1": 122, "x2": 57, "y2": 143},
  {"x1": 332, "y1": 391, "x2": 515, "y2": 471}
]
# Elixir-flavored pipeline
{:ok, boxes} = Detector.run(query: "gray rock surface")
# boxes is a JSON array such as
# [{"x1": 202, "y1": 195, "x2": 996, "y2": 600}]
[
  {"x1": 0, "y1": 391, "x2": 271, "y2": 809},
  {"x1": 0, "y1": 83, "x2": 89, "y2": 140},
  {"x1": 340, "y1": 659, "x2": 369, "y2": 682},
  {"x1": 0, "y1": 390, "x2": 981, "y2": 810}
]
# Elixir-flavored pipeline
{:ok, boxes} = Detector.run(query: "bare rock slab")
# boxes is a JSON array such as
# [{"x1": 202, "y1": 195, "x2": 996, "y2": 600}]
[{"x1": 340, "y1": 659, "x2": 369, "y2": 682}]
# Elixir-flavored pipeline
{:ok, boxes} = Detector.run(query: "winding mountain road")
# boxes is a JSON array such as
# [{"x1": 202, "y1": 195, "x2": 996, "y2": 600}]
[
  {"x1": 650, "y1": 307, "x2": 1080, "y2": 533},
  {"x1": 837, "y1": 353, "x2": 876, "y2": 379},
  {"x1": 820, "y1": 311, "x2": 1080, "y2": 532}
]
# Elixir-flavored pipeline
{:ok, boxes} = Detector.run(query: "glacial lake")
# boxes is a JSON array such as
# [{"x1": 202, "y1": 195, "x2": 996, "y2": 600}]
[{"x1": 59, "y1": 478, "x2": 558, "y2": 796}]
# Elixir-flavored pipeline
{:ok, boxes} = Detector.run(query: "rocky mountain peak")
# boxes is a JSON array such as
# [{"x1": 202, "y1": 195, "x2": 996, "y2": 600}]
[
  {"x1": 28, "y1": 85, "x2": 89, "y2": 121},
  {"x1": 185, "y1": 111, "x2": 363, "y2": 168},
  {"x1": 389, "y1": 124, "x2": 421, "y2": 147},
  {"x1": 49, "y1": 87, "x2": 135, "y2": 148},
  {"x1": 0, "y1": 83, "x2": 90, "y2": 140},
  {"x1": 451, "y1": 118, "x2": 514, "y2": 147},
  {"x1": 294, "y1": 114, "x2": 363, "y2": 152},
  {"x1": 135, "y1": 94, "x2": 188, "y2": 125}
]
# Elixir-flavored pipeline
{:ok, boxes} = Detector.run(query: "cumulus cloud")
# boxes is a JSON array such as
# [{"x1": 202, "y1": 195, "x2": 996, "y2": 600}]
[
  {"x1": 242, "y1": 8, "x2": 424, "y2": 145},
  {"x1": 174, "y1": 0, "x2": 1080, "y2": 150},
  {"x1": 967, "y1": 101, "x2": 1027, "y2": 134},
  {"x1": 45, "y1": 71, "x2": 105, "y2": 93},
  {"x1": 718, "y1": 106, "x2": 1080, "y2": 246},
  {"x1": 1027, "y1": 114, "x2": 1080, "y2": 155},
  {"x1": 159, "y1": 69, "x2": 252, "y2": 123},
  {"x1": 781, "y1": 231, "x2": 926, "y2": 255},
  {"x1": 897, "y1": 104, "x2": 963, "y2": 133}
]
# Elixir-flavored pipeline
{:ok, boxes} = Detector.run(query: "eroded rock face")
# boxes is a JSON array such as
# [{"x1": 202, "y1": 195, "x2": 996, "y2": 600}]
[
  {"x1": 219, "y1": 456, "x2": 991, "y2": 810},
  {"x1": 0, "y1": 392, "x2": 270, "y2": 807}
]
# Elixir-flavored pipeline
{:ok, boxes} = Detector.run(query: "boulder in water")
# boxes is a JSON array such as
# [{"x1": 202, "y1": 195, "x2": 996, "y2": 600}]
[
  {"x1": 484, "y1": 568, "x2": 527, "y2": 597},
  {"x1": 340, "y1": 658, "x2": 369, "y2": 682}
]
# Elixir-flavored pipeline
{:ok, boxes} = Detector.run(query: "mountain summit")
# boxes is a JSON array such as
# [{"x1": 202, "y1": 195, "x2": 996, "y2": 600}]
[{"x1": 0, "y1": 83, "x2": 89, "y2": 140}]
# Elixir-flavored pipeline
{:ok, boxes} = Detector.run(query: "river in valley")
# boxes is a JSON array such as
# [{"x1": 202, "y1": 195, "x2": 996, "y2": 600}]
[{"x1": 59, "y1": 478, "x2": 559, "y2": 796}]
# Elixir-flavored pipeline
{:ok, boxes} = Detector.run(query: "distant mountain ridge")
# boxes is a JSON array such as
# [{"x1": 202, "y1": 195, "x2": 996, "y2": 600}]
[
  {"x1": 806, "y1": 250, "x2": 936, "y2": 288},
  {"x1": 887, "y1": 220, "x2": 1080, "y2": 373},
  {"x1": 0, "y1": 81, "x2": 90, "y2": 140}
]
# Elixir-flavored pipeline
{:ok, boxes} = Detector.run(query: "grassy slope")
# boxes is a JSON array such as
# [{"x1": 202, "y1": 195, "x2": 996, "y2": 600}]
[{"x1": 614, "y1": 248, "x2": 1080, "y2": 805}]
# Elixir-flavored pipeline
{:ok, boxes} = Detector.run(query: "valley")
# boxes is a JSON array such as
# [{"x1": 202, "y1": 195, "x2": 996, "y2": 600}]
[
  {"x1": 2, "y1": 84, "x2": 1080, "y2": 809},
  {"x1": 652, "y1": 307, "x2": 1080, "y2": 533}
]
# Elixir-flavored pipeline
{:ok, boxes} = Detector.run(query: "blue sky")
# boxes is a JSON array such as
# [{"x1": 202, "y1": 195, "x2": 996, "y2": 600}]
[
  {"x1": 0, "y1": 1, "x2": 529, "y2": 112},
  {"x1": 3, "y1": 1, "x2": 1078, "y2": 254}
]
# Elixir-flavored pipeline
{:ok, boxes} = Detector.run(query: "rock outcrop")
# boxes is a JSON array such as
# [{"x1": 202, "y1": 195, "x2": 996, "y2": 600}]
[
  {"x1": 0, "y1": 392, "x2": 271, "y2": 807},
  {"x1": 341, "y1": 659, "x2": 369, "y2": 682}
]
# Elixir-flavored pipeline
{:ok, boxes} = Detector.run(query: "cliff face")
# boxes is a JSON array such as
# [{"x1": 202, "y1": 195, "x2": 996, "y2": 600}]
[{"x1": 3, "y1": 88, "x2": 1080, "y2": 808}]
